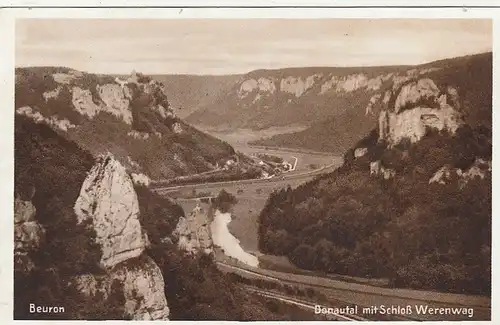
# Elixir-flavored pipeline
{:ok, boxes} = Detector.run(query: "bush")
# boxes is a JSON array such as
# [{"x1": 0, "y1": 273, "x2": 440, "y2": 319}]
[{"x1": 213, "y1": 189, "x2": 238, "y2": 213}]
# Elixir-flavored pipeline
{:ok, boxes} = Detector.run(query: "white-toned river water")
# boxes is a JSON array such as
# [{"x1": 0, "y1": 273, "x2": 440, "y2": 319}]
[{"x1": 210, "y1": 210, "x2": 259, "y2": 267}]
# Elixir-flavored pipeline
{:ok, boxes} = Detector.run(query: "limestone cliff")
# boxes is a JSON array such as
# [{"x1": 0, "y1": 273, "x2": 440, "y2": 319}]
[
  {"x1": 74, "y1": 154, "x2": 148, "y2": 268},
  {"x1": 73, "y1": 153, "x2": 169, "y2": 320},
  {"x1": 173, "y1": 202, "x2": 213, "y2": 254},
  {"x1": 378, "y1": 78, "x2": 463, "y2": 146}
]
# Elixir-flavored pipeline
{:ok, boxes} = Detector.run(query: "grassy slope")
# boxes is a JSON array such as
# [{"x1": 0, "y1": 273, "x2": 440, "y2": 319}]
[{"x1": 150, "y1": 74, "x2": 242, "y2": 118}]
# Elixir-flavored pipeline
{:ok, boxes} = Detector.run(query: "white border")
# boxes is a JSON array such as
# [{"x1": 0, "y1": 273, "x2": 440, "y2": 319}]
[
  {"x1": 3, "y1": 0, "x2": 500, "y2": 7},
  {"x1": 1, "y1": 5, "x2": 497, "y2": 325}
]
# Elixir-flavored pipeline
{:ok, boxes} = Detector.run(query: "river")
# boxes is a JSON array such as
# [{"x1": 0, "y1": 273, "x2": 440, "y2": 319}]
[{"x1": 210, "y1": 209, "x2": 259, "y2": 267}]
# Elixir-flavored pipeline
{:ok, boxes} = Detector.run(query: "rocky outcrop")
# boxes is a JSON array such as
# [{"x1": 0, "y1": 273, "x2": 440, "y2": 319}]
[
  {"x1": 31, "y1": 70, "x2": 174, "y2": 131},
  {"x1": 112, "y1": 256, "x2": 169, "y2": 320},
  {"x1": 320, "y1": 73, "x2": 385, "y2": 94},
  {"x1": 238, "y1": 77, "x2": 276, "y2": 98},
  {"x1": 370, "y1": 160, "x2": 395, "y2": 180},
  {"x1": 429, "y1": 158, "x2": 491, "y2": 188},
  {"x1": 354, "y1": 147, "x2": 368, "y2": 158},
  {"x1": 16, "y1": 106, "x2": 76, "y2": 132},
  {"x1": 14, "y1": 197, "x2": 45, "y2": 273},
  {"x1": 53, "y1": 71, "x2": 81, "y2": 84},
  {"x1": 73, "y1": 154, "x2": 169, "y2": 320},
  {"x1": 131, "y1": 173, "x2": 151, "y2": 187},
  {"x1": 280, "y1": 75, "x2": 319, "y2": 97},
  {"x1": 71, "y1": 84, "x2": 133, "y2": 125},
  {"x1": 378, "y1": 78, "x2": 462, "y2": 146},
  {"x1": 72, "y1": 255, "x2": 169, "y2": 320},
  {"x1": 127, "y1": 131, "x2": 150, "y2": 140},
  {"x1": 173, "y1": 203, "x2": 213, "y2": 254},
  {"x1": 172, "y1": 122, "x2": 183, "y2": 134},
  {"x1": 43, "y1": 86, "x2": 62, "y2": 101},
  {"x1": 365, "y1": 93, "x2": 382, "y2": 116},
  {"x1": 74, "y1": 154, "x2": 148, "y2": 268},
  {"x1": 97, "y1": 84, "x2": 133, "y2": 124},
  {"x1": 71, "y1": 86, "x2": 102, "y2": 119}
]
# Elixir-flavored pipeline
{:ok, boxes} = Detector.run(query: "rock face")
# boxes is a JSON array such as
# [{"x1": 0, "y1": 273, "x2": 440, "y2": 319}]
[
  {"x1": 173, "y1": 203, "x2": 213, "y2": 254},
  {"x1": 280, "y1": 75, "x2": 319, "y2": 97},
  {"x1": 238, "y1": 77, "x2": 276, "y2": 98},
  {"x1": 72, "y1": 255, "x2": 170, "y2": 320},
  {"x1": 71, "y1": 86, "x2": 102, "y2": 119},
  {"x1": 320, "y1": 73, "x2": 383, "y2": 94},
  {"x1": 73, "y1": 154, "x2": 169, "y2": 320},
  {"x1": 365, "y1": 93, "x2": 382, "y2": 116},
  {"x1": 354, "y1": 147, "x2": 368, "y2": 158},
  {"x1": 14, "y1": 197, "x2": 45, "y2": 273},
  {"x1": 96, "y1": 84, "x2": 133, "y2": 124},
  {"x1": 131, "y1": 173, "x2": 151, "y2": 187},
  {"x1": 16, "y1": 106, "x2": 76, "y2": 132},
  {"x1": 185, "y1": 54, "x2": 454, "y2": 132},
  {"x1": 74, "y1": 154, "x2": 148, "y2": 268},
  {"x1": 378, "y1": 78, "x2": 462, "y2": 146},
  {"x1": 112, "y1": 256, "x2": 169, "y2": 320}
]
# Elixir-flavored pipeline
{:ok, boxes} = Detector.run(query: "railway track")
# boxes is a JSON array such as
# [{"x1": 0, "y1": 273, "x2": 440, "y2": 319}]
[
  {"x1": 217, "y1": 262, "x2": 490, "y2": 321},
  {"x1": 245, "y1": 287, "x2": 366, "y2": 321}
]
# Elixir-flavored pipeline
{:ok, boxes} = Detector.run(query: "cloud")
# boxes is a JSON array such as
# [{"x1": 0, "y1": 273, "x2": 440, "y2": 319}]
[{"x1": 16, "y1": 19, "x2": 492, "y2": 75}]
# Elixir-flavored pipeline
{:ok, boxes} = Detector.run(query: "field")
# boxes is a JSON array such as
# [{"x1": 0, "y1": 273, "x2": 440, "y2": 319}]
[{"x1": 195, "y1": 125, "x2": 309, "y2": 145}]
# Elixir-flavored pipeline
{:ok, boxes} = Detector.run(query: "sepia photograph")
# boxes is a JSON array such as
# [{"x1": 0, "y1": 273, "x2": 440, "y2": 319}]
[{"x1": 11, "y1": 12, "x2": 492, "y2": 321}]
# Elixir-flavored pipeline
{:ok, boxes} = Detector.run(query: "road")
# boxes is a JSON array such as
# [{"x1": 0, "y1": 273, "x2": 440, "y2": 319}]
[{"x1": 151, "y1": 157, "x2": 341, "y2": 195}]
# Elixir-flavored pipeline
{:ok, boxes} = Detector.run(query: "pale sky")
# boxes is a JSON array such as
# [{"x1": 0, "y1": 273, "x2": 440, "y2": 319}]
[{"x1": 16, "y1": 19, "x2": 492, "y2": 75}]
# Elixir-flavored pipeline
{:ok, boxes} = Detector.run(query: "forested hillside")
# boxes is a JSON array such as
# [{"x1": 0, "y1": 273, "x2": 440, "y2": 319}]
[
  {"x1": 15, "y1": 67, "x2": 236, "y2": 180},
  {"x1": 257, "y1": 65, "x2": 492, "y2": 295},
  {"x1": 14, "y1": 116, "x2": 288, "y2": 320}
]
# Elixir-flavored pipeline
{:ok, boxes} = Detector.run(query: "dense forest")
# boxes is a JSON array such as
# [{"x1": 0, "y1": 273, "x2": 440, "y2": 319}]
[{"x1": 258, "y1": 123, "x2": 491, "y2": 296}]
